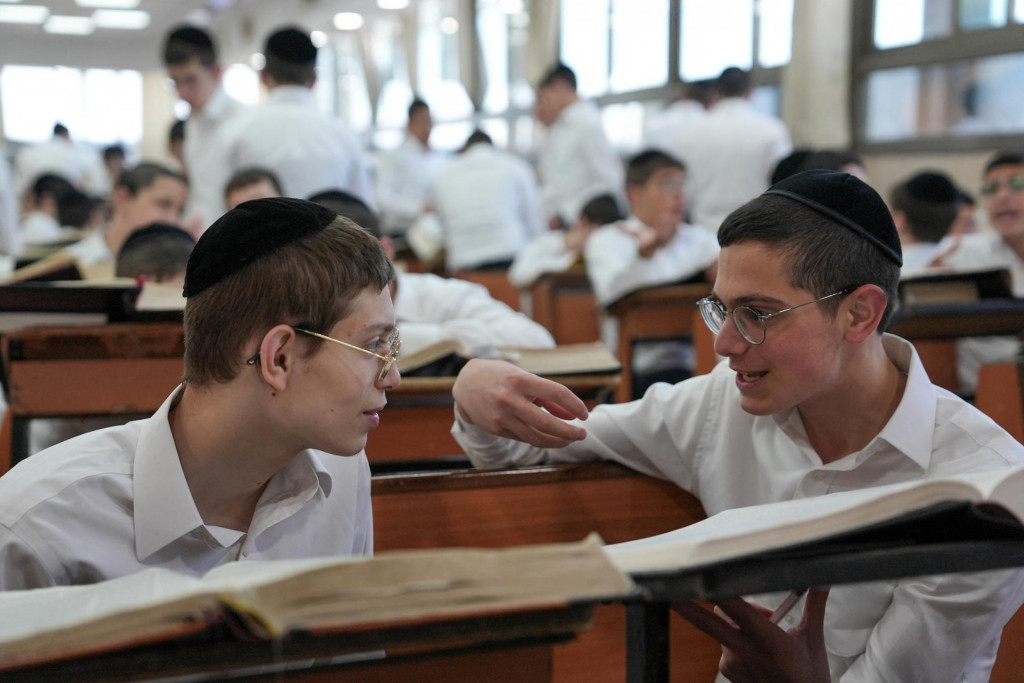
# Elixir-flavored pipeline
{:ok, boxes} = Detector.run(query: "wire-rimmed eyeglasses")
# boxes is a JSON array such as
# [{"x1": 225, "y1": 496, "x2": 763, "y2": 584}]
[
  {"x1": 697, "y1": 288, "x2": 854, "y2": 345},
  {"x1": 246, "y1": 326, "x2": 401, "y2": 381}
]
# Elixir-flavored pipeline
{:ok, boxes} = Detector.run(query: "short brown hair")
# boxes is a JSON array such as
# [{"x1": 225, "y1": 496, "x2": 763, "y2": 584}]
[{"x1": 182, "y1": 216, "x2": 393, "y2": 386}]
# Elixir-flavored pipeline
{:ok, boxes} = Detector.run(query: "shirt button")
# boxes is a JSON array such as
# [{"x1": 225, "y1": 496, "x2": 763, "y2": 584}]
[
  {"x1": 241, "y1": 550, "x2": 249, "y2": 558},
  {"x1": 813, "y1": 472, "x2": 825, "y2": 481}
]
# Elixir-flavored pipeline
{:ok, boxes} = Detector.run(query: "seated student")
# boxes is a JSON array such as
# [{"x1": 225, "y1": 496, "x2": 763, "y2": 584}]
[
  {"x1": 950, "y1": 187, "x2": 979, "y2": 236},
  {"x1": 933, "y1": 150, "x2": 1024, "y2": 395},
  {"x1": 889, "y1": 170, "x2": 960, "y2": 270},
  {"x1": 0, "y1": 198, "x2": 396, "y2": 590},
  {"x1": 115, "y1": 222, "x2": 197, "y2": 289},
  {"x1": 584, "y1": 150, "x2": 719, "y2": 395},
  {"x1": 18, "y1": 163, "x2": 188, "y2": 280},
  {"x1": 508, "y1": 193, "x2": 623, "y2": 289},
  {"x1": 309, "y1": 190, "x2": 556, "y2": 358},
  {"x1": 18, "y1": 173, "x2": 88, "y2": 247},
  {"x1": 224, "y1": 167, "x2": 283, "y2": 211},
  {"x1": 449, "y1": 170, "x2": 1024, "y2": 683}
]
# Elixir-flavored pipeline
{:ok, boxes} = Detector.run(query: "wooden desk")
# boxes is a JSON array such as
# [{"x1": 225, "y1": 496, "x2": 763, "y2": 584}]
[
  {"x1": 373, "y1": 462, "x2": 720, "y2": 683},
  {"x1": 528, "y1": 270, "x2": 601, "y2": 345},
  {"x1": 370, "y1": 373, "x2": 619, "y2": 463},
  {"x1": 976, "y1": 359, "x2": 1024, "y2": 442},
  {"x1": 606, "y1": 283, "x2": 712, "y2": 403},
  {"x1": 887, "y1": 300, "x2": 1024, "y2": 392}
]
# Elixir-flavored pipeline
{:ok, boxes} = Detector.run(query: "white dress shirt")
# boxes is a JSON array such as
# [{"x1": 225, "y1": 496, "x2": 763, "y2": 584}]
[
  {"x1": 899, "y1": 242, "x2": 942, "y2": 271},
  {"x1": 932, "y1": 232, "x2": 1024, "y2": 393},
  {"x1": 674, "y1": 97, "x2": 792, "y2": 232},
  {"x1": 394, "y1": 271, "x2": 555, "y2": 355},
  {"x1": 431, "y1": 144, "x2": 546, "y2": 272},
  {"x1": 538, "y1": 100, "x2": 625, "y2": 225},
  {"x1": 375, "y1": 136, "x2": 443, "y2": 236},
  {"x1": 585, "y1": 218, "x2": 719, "y2": 375},
  {"x1": 0, "y1": 156, "x2": 19, "y2": 256},
  {"x1": 0, "y1": 387, "x2": 373, "y2": 591},
  {"x1": 642, "y1": 100, "x2": 706, "y2": 156},
  {"x1": 453, "y1": 335, "x2": 1024, "y2": 683},
  {"x1": 508, "y1": 231, "x2": 580, "y2": 289},
  {"x1": 182, "y1": 86, "x2": 248, "y2": 229},
  {"x1": 13, "y1": 138, "x2": 109, "y2": 201},
  {"x1": 230, "y1": 86, "x2": 373, "y2": 206}
]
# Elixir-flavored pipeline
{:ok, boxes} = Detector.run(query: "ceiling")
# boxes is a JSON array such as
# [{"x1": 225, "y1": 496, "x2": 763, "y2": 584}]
[{"x1": 0, "y1": 0, "x2": 409, "y2": 71}]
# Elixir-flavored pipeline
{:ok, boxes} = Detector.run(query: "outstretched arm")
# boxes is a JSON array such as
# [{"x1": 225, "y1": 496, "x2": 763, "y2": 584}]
[{"x1": 672, "y1": 590, "x2": 831, "y2": 683}]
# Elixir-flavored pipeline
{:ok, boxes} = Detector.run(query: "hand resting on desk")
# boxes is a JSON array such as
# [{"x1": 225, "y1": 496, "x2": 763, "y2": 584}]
[
  {"x1": 671, "y1": 590, "x2": 831, "y2": 683},
  {"x1": 452, "y1": 359, "x2": 589, "y2": 448}
]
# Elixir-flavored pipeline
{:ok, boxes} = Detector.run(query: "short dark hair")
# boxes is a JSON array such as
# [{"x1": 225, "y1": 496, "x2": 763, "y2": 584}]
[
  {"x1": 103, "y1": 144, "x2": 126, "y2": 162},
  {"x1": 984, "y1": 149, "x2": 1024, "y2": 175},
  {"x1": 626, "y1": 149, "x2": 684, "y2": 187},
  {"x1": 53, "y1": 123, "x2": 69, "y2": 137},
  {"x1": 462, "y1": 129, "x2": 492, "y2": 150},
  {"x1": 116, "y1": 223, "x2": 196, "y2": 281},
  {"x1": 263, "y1": 26, "x2": 316, "y2": 85},
  {"x1": 579, "y1": 193, "x2": 624, "y2": 226},
  {"x1": 169, "y1": 119, "x2": 185, "y2": 144},
  {"x1": 890, "y1": 171, "x2": 959, "y2": 244},
  {"x1": 308, "y1": 189, "x2": 380, "y2": 237},
  {"x1": 118, "y1": 162, "x2": 188, "y2": 196},
  {"x1": 29, "y1": 173, "x2": 94, "y2": 227},
  {"x1": 686, "y1": 79, "x2": 716, "y2": 107},
  {"x1": 224, "y1": 167, "x2": 283, "y2": 200},
  {"x1": 539, "y1": 63, "x2": 577, "y2": 91},
  {"x1": 30, "y1": 173, "x2": 76, "y2": 205},
  {"x1": 771, "y1": 149, "x2": 814, "y2": 185},
  {"x1": 801, "y1": 150, "x2": 864, "y2": 173},
  {"x1": 408, "y1": 97, "x2": 429, "y2": 120},
  {"x1": 716, "y1": 67, "x2": 750, "y2": 98},
  {"x1": 163, "y1": 25, "x2": 217, "y2": 67},
  {"x1": 719, "y1": 195, "x2": 901, "y2": 331}
]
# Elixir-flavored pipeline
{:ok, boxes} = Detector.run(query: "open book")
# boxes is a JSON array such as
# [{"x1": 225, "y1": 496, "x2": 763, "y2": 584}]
[
  {"x1": 0, "y1": 535, "x2": 632, "y2": 673},
  {"x1": 605, "y1": 467, "x2": 1024, "y2": 598},
  {"x1": 0, "y1": 253, "x2": 84, "y2": 284},
  {"x1": 399, "y1": 340, "x2": 621, "y2": 377}
]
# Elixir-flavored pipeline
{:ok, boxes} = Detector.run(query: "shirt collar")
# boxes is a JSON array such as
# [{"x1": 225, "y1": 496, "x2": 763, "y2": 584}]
[
  {"x1": 197, "y1": 86, "x2": 231, "y2": 120},
  {"x1": 134, "y1": 386, "x2": 207, "y2": 560},
  {"x1": 872, "y1": 334, "x2": 935, "y2": 470},
  {"x1": 268, "y1": 85, "x2": 316, "y2": 105},
  {"x1": 133, "y1": 388, "x2": 336, "y2": 560}
]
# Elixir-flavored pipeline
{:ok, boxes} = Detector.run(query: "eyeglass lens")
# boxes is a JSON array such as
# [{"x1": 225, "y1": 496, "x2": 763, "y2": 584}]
[{"x1": 981, "y1": 175, "x2": 1024, "y2": 196}]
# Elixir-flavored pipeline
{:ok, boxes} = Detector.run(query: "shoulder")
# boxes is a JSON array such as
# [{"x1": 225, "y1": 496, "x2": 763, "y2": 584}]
[
  {"x1": 933, "y1": 389, "x2": 1024, "y2": 469},
  {"x1": 0, "y1": 423, "x2": 140, "y2": 528}
]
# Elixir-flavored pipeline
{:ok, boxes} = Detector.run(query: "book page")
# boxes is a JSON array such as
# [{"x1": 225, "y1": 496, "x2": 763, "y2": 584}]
[
  {"x1": 603, "y1": 473, "x2": 1013, "y2": 574},
  {"x1": 503, "y1": 342, "x2": 621, "y2": 376}
]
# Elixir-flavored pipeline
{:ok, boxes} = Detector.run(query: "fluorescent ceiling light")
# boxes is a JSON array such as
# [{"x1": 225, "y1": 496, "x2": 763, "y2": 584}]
[
  {"x1": 0, "y1": 1, "x2": 26, "y2": 4},
  {"x1": 44, "y1": 14, "x2": 95, "y2": 34},
  {"x1": 249, "y1": 52, "x2": 265, "y2": 70},
  {"x1": 76, "y1": 0, "x2": 139, "y2": 8},
  {"x1": 0, "y1": 4, "x2": 48, "y2": 23},
  {"x1": 440, "y1": 17, "x2": 459, "y2": 34},
  {"x1": 377, "y1": 0, "x2": 409, "y2": 8},
  {"x1": 310, "y1": 29, "x2": 328, "y2": 47},
  {"x1": 333, "y1": 12, "x2": 363, "y2": 30},
  {"x1": 91, "y1": 8, "x2": 149, "y2": 29}
]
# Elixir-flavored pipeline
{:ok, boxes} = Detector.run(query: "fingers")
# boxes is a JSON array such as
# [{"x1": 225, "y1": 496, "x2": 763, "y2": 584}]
[{"x1": 671, "y1": 600, "x2": 747, "y2": 652}]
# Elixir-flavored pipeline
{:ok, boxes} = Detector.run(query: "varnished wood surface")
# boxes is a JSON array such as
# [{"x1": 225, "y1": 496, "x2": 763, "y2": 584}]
[{"x1": 529, "y1": 270, "x2": 602, "y2": 345}]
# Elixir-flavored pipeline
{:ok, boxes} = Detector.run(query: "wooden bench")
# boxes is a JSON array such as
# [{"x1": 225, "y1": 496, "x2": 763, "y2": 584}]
[
  {"x1": 372, "y1": 462, "x2": 721, "y2": 683},
  {"x1": 605, "y1": 282, "x2": 712, "y2": 403},
  {"x1": 975, "y1": 359, "x2": 1024, "y2": 442},
  {"x1": 451, "y1": 269, "x2": 521, "y2": 311},
  {"x1": 527, "y1": 270, "x2": 602, "y2": 345}
]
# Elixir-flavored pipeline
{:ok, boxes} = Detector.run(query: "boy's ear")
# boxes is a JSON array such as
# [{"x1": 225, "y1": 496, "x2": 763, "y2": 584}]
[
  {"x1": 254, "y1": 325, "x2": 298, "y2": 392},
  {"x1": 842, "y1": 285, "x2": 887, "y2": 343}
]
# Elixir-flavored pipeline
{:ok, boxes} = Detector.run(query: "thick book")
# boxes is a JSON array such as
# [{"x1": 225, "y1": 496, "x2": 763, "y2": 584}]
[
  {"x1": 899, "y1": 265, "x2": 1013, "y2": 306},
  {"x1": 398, "y1": 340, "x2": 621, "y2": 377},
  {"x1": 0, "y1": 535, "x2": 632, "y2": 673},
  {"x1": 605, "y1": 467, "x2": 1024, "y2": 600}
]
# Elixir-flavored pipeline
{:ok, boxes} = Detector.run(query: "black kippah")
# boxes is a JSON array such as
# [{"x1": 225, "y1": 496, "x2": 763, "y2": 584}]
[
  {"x1": 167, "y1": 25, "x2": 213, "y2": 49},
  {"x1": 904, "y1": 171, "x2": 959, "y2": 204},
  {"x1": 120, "y1": 222, "x2": 195, "y2": 256},
  {"x1": 265, "y1": 27, "x2": 316, "y2": 64},
  {"x1": 183, "y1": 197, "x2": 338, "y2": 297},
  {"x1": 763, "y1": 169, "x2": 903, "y2": 266}
]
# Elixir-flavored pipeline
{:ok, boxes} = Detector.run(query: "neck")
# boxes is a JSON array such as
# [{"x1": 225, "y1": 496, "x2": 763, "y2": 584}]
[
  {"x1": 1002, "y1": 231, "x2": 1024, "y2": 260},
  {"x1": 104, "y1": 219, "x2": 131, "y2": 256},
  {"x1": 170, "y1": 383, "x2": 296, "y2": 530},
  {"x1": 797, "y1": 338, "x2": 906, "y2": 464}
]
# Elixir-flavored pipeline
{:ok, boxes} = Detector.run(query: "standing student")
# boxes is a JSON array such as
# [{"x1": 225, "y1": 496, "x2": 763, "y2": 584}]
[
  {"x1": 163, "y1": 25, "x2": 248, "y2": 229},
  {"x1": 374, "y1": 98, "x2": 443, "y2": 238},
  {"x1": 229, "y1": 26, "x2": 373, "y2": 205},
  {"x1": 429, "y1": 130, "x2": 546, "y2": 273},
  {"x1": 449, "y1": 170, "x2": 1024, "y2": 682},
  {"x1": 0, "y1": 197, "x2": 398, "y2": 590},
  {"x1": 675, "y1": 67, "x2": 792, "y2": 232},
  {"x1": 535, "y1": 63, "x2": 625, "y2": 230}
]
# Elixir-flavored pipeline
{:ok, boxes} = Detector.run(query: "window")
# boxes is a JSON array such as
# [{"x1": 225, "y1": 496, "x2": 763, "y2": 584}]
[
  {"x1": 680, "y1": 0, "x2": 753, "y2": 80},
  {"x1": 1, "y1": 65, "x2": 142, "y2": 145},
  {"x1": 417, "y1": 0, "x2": 473, "y2": 122}
]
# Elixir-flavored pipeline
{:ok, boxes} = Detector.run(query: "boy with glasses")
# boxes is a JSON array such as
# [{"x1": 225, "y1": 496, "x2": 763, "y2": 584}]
[
  {"x1": 0, "y1": 197, "x2": 399, "y2": 590},
  {"x1": 449, "y1": 170, "x2": 1024, "y2": 682}
]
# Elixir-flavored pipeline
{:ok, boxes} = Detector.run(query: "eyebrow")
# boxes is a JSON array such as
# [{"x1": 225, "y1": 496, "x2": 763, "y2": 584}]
[{"x1": 709, "y1": 292, "x2": 789, "y2": 308}]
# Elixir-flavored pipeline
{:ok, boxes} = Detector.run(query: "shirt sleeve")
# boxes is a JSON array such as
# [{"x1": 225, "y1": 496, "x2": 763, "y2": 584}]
[
  {"x1": 0, "y1": 524, "x2": 59, "y2": 591},
  {"x1": 837, "y1": 568, "x2": 1024, "y2": 682},
  {"x1": 508, "y1": 232, "x2": 577, "y2": 289}
]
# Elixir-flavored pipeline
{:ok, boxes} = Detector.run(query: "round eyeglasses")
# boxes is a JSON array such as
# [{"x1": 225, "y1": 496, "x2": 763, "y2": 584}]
[
  {"x1": 697, "y1": 289, "x2": 854, "y2": 346},
  {"x1": 246, "y1": 326, "x2": 401, "y2": 382}
]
